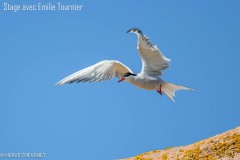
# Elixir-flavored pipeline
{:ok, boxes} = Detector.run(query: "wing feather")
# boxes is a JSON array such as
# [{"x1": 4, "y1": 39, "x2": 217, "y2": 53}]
[
  {"x1": 135, "y1": 30, "x2": 171, "y2": 76},
  {"x1": 55, "y1": 60, "x2": 132, "y2": 85}
]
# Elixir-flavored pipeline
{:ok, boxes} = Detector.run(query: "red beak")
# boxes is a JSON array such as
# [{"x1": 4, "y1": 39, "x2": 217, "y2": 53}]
[{"x1": 118, "y1": 77, "x2": 125, "y2": 83}]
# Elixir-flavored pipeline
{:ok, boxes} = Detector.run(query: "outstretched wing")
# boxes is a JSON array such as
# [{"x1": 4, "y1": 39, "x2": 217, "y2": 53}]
[
  {"x1": 128, "y1": 28, "x2": 170, "y2": 76},
  {"x1": 55, "y1": 60, "x2": 132, "y2": 85}
]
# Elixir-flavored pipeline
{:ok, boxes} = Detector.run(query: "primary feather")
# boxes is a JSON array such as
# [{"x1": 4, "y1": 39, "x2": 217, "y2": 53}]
[
  {"x1": 128, "y1": 27, "x2": 170, "y2": 76},
  {"x1": 55, "y1": 60, "x2": 133, "y2": 85}
]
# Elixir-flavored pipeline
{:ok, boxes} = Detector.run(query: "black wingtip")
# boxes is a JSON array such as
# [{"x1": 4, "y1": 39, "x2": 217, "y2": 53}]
[
  {"x1": 127, "y1": 27, "x2": 138, "y2": 33},
  {"x1": 126, "y1": 28, "x2": 142, "y2": 35}
]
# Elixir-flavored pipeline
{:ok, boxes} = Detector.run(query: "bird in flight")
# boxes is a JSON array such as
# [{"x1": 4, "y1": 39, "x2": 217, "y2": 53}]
[{"x1": 56, "y1": 28, "x2": 193, "y2": 102}]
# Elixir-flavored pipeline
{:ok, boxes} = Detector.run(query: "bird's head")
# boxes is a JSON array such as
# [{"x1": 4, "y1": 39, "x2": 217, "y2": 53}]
[
  {"x1": 118, "y1": 72, "x2": 137, "y2": 83},
  {"x1": 126, "y1": 28, "x2": 143, "y2": 35}
]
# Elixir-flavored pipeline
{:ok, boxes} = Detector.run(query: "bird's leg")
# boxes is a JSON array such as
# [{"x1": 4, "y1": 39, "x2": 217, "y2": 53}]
[{"x1": 157, "y1": 85, "x2": 162, "y2": 95}]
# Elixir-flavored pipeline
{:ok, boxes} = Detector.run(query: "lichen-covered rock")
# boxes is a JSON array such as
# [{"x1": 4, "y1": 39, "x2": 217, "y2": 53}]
[{"x1": 121, "y1": 126, "x2": 240, "y2": 160}]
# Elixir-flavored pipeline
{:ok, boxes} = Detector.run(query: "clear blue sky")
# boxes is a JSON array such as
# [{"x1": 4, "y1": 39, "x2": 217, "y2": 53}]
[{"x1": 1, "y1": 0, "x2": 240, "y2": 159}]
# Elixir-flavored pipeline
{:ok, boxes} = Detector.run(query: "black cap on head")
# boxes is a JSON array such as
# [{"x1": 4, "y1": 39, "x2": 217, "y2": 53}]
[{"x1": 123, "y1": 72, "x2": 137, "y2": 77}]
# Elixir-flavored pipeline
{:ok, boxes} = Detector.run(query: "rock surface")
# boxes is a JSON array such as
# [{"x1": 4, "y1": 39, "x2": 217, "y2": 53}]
[{"x1": 121, "y1": 126, "x2": 240, "y2": 160}]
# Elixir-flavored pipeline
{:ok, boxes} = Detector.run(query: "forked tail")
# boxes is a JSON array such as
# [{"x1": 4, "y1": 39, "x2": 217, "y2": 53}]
[{"x1": 161, "y1": 82, "x2": 193, "y2": 102}]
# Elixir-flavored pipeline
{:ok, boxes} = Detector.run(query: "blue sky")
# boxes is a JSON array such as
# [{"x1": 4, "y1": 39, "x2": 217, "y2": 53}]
[{"x1": 1, "y1": 0, "x2": 240, "y2": 159}]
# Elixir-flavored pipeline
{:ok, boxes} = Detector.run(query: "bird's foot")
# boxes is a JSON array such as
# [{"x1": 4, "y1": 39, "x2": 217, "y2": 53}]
[{"x1": 157, "y1": 85, "x2": 163, "y2": 95}]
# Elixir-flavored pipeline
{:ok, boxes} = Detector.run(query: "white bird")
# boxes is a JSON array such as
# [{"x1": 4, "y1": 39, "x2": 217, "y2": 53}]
[{"x1": 56, "y1": 28, "x2": 193, "y2": 102}]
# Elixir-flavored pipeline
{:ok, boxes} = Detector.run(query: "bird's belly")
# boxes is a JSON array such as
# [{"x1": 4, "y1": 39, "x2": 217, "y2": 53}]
[{"x1": 129, "y1": 78, "x2": 163, "y2": 90}]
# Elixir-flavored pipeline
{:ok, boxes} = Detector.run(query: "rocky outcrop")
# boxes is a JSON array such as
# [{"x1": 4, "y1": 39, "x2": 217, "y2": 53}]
[{"x1": 121, "y1": 126, "x2": 240, "y2": 160}]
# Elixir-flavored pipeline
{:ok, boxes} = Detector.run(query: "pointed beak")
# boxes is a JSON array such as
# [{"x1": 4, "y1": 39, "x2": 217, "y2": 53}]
[{"x1": 118, "y1": 77, "x2": 125, "y2": 83}]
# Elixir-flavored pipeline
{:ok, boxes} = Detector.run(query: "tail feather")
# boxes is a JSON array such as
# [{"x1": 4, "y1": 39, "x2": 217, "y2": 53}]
[{"x1": 161, "y1": 82, "x2": 193, "y2": 102}]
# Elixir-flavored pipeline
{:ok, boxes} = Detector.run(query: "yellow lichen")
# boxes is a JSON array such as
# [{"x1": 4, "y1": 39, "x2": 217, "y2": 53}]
[
  {"x1": 134, "y1": 153, "x2": 152, "y2": 160},
  {"x1": 210, "y1": 132, "x2": 240, "y2": 158},
  {"x1": 125, "y1": 127, "x2": 240, "y2": 160},
  {"x1": 162, "y1": 146, "x2": 174, "y2": 151},
  {"x1": 151, "y1": 150, "x2": 160, "y2": 154},
  {"x1": 161, "y1": 153, "x2": 168, "y2": 160},
  {"x1": 183, "y1": 146, "x2": 200, "y2": 160},
  {"x1": 179, "y1": 149, "x2": 184, "y2": 152}
]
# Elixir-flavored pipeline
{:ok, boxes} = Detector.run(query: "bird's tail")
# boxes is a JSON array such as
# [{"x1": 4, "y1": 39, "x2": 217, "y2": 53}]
[{"x1": 161, "y1": 82, "x2": 193, "y2": 102}]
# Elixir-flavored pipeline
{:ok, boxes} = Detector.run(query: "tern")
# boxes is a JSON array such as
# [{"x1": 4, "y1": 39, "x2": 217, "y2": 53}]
[{"x1": 56, "y1": 28, "x2": 193, "y2": 102}]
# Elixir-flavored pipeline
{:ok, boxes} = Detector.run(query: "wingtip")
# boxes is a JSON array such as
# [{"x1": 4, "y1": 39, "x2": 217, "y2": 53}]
[
  {"x1": 54, "y1": 83, "x2": 60, "y2": 86},
  {"x1": 126, "y1": 27, "x2": 136, "y2": 33},
  {"x1": 186, "y1": 87, "x2": 196, "y2": 91},
  {"x1": 126, "y1": 28, "x2": 142, "y2": 35},
  {"x1": 54, "y1": 81, "x2": 63, "y2": 86}
]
